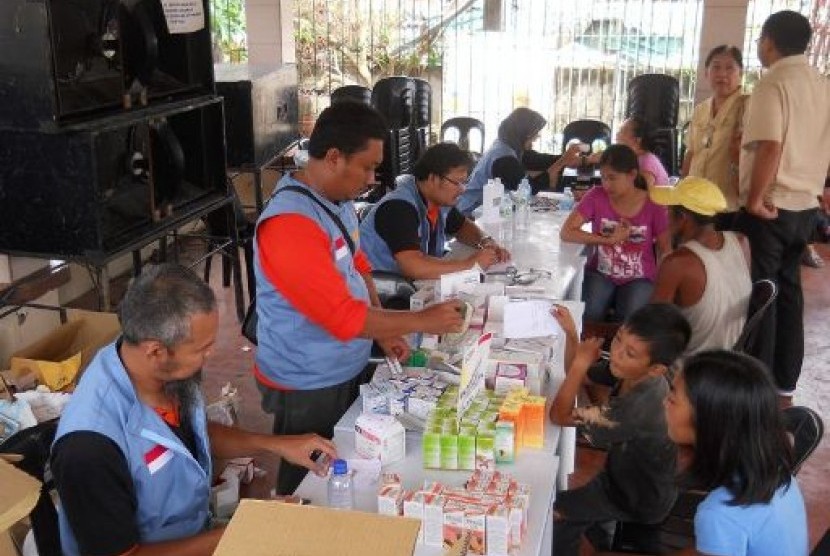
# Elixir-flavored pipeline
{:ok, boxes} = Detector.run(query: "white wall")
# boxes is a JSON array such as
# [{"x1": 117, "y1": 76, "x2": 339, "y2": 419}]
[{"x1": 245, "y1": 0, "x2": 295, "y2": 64}]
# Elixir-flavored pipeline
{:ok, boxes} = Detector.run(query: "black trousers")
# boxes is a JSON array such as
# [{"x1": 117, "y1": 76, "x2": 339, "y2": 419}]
[
  {"x1": 553, "y1": 477, "x2": 638, "y2": 556},
  {"x1": 258, "y1": 369, "x2": 370, "y2": 495},
  {"x1": 734, "y1": 207, "x2": 818, "y2": 392}
]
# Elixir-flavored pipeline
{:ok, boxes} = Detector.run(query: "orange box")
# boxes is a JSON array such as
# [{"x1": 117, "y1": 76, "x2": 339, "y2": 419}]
[{"x1": 521, "y1": 396, "x2": 546, "y2": 449}]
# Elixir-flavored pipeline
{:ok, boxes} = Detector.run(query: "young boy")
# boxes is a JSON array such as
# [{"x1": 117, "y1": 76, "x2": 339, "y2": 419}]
[{"x1": 549, "y1": 303, "x2": 691, "y2": 555}]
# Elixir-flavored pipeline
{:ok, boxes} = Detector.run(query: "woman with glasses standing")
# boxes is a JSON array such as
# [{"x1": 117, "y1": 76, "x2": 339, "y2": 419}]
[
  {"x1": 360, "y1": 142, "x2": 511, "y2": 280},
  {"x1": 456, "y1": 107, "x2": 582, "y2": 216},
  {"x1": 681, "y1": 45, "x2": 747, "y2": 230}
]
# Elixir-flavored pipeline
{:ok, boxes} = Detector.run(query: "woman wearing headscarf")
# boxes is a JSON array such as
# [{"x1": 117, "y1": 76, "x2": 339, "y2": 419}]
[{"x1": 456, "y1": 107, "x2": 580, "y2": 216}]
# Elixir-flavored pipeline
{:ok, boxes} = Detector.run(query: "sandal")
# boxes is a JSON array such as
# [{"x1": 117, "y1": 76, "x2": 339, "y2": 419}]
[{"x1": 802, "y1": 246, "x2": 824, "y2": 268}]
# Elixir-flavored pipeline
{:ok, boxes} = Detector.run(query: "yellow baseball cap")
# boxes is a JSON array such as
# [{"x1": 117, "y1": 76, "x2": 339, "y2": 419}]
[{"x1": 649, "y1": 176, "x2": 727, "y2": 216}]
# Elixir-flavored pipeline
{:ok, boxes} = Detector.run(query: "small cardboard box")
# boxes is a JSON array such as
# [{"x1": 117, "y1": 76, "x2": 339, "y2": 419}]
[
  {"x1": 0, "y1": 457, "x2": 41, "y2": 554},
  {"x1": 9, "y1": 309, "x2": 120, "y2": 391},
  {"x1": 354, "y1": 414, "x2": 406, "y2": 465},
  {"x1": 213, "y1": 499, "x2": 420, "y2": 556},
  {"x1": 494, "y1": 363, "x2": 527, "y2": 395}
]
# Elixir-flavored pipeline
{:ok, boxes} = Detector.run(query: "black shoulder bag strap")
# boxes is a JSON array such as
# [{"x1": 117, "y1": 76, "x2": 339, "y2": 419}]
[
  {"x1": 279, "y1": 185, "x2": 356, "y2": 254},
  {"x1": 241, "y1": 185, "x2": 356, "y2": 344}
]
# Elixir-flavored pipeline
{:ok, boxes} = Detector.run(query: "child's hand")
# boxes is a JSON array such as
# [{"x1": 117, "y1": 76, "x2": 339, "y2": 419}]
[
  {"x1": 551, "y1": 304, "x2": 577, "y2": 338},
  {"x1": 606, "y1": 220, "x2": 631, "y2": 245},
  {"x1": 573, "y1": 337, "x2": 603, "y2": 369}
]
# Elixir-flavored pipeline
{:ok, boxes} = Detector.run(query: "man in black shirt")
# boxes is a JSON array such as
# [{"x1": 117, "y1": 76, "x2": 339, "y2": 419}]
[
  {"x1": 51, "y1": 264, "x2": 336, "y2": 556},
  {"x1": 360, "y1": 142, "x2": 510, "y2": 280}
]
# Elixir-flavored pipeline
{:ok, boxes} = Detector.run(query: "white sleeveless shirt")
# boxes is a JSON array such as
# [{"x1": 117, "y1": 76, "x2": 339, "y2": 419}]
[{"x1": 680, "y1": 232, "x2": 752, "y2": 353}]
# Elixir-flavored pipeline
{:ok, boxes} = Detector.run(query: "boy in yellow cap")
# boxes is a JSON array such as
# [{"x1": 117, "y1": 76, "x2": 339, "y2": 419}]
[{"x1": 649, "y1": 177, "x2": 752, "y2": 353}]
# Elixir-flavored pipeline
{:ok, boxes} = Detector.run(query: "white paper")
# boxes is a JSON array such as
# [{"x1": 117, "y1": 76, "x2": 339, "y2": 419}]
[
  {"x1": 502, "y1": 300, "x2": 562, "y2": 339},
  {"x1": 160, "y1": 0, "x2": 205, "y2": 34}
]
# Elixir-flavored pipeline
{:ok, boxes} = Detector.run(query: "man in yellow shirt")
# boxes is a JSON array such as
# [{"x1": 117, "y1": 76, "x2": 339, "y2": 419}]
[{"x1": 736, "y1": 10, "x2": 830, "y2": 399}]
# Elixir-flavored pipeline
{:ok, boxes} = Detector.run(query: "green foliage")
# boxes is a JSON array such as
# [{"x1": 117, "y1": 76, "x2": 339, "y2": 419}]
[
  {"x1": 210, "y1": 0, "x2": 248, "y2": 62},
  {"x1": 294, "y1": 0, "x2": 443, "y2": 93}
]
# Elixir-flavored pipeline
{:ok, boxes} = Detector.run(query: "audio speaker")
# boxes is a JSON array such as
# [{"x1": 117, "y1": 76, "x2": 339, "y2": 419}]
[
  {"x1": 0, "y1": 0, "x2": 214, "y2": 129},
  {"x1": 215, "y1": 63, "x2": 298, "y2": 168},
  {"x1": 0, "y1": 95, "x2": 227, "y2": 259}
]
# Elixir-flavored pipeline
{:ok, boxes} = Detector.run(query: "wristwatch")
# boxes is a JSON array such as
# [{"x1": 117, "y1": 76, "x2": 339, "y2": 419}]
[{"x1": 476, "y1": 235, "x2": 495, "y2": 249}]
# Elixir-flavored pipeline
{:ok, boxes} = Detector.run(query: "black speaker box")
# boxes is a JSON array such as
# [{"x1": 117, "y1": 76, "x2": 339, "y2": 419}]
[
  {"x1": 215, "y1": 63, "x2": 298, "y2": 168},
  {"x1": 0, "y1": 95, "x2": 227, "y2": 259},
  {"x1": 0, "y1": 0, "x2": 215, "y2": 130}
]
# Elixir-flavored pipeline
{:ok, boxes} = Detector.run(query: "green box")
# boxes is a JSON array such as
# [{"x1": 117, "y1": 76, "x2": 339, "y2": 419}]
[
  {"x1": 458, "y1": 430, "x2": 476, "y2": 471},
  {"x1": 423, "y1": 430, "x2": 441, "y2": 469},
  {"x1": 439, "y1": 433, "x2": 459, "y2": 470},
  {"x1": 476, "y1": 433, "x2": 495, "y2": 468},
  {"x1": 495, "y1": 421, "x2": 515, "y2": 464}
]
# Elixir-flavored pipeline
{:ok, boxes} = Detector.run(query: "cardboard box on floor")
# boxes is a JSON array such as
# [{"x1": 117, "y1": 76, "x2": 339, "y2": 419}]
[
  {"x1": 213, "y1": 499, "x2": 420, "y2": 556},
  {"x1": 8, "y1": 309, "x2": 120, "y2": 392},
  {"x1": 0, "y1": 457, "x2": 40, "y2": 556}
]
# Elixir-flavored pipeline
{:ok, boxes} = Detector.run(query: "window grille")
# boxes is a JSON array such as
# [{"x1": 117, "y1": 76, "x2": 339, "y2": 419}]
[{"x1": 294, "y1": 0, "x2": 705, "y2": 150}]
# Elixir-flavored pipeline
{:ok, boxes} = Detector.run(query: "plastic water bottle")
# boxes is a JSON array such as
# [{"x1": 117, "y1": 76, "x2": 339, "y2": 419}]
[
  {"x1": 561, "y1": 187, "x2": 575, "y2": 211},
  {"x1": 499, "y1": 192, "x2": 515, "y2": 245},
  {"x1": 327, "y1": 459, "x2": 354, "y2": 510},
  {"x1": 515, "y1": 178, "x2": 531, "y2": 231}
]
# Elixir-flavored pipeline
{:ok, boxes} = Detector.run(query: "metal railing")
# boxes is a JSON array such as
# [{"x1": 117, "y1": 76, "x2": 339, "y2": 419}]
[
  {"x1": 743, "y1": 0, "x2": 830, "y2": 89},
  {"x1": 294, "y1": 0, "x2": 704, "y2": 151}
]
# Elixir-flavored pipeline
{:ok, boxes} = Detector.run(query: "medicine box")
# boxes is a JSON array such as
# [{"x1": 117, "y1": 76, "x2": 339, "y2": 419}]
[{"x1": 355, "y1": 414, "x2": 406, "y2": 465}]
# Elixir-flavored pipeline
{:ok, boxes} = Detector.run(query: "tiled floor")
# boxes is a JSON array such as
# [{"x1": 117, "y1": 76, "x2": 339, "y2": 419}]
[{"x1": 84, "y1": 240, "x2": 830, "y2": 551}]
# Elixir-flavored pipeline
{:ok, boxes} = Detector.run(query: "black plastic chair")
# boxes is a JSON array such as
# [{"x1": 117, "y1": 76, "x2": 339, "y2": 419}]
[
  {"x1": 440, "y1": 117, "x2": 486, "y2": 156},
  {"x1": 372, "y1": 77, "x2": 415, "y2": 129},
  {"x1": 733, "y1": 279, "x2": 778, "y2": 355},
  {"x1": 411, "y1": 79, "x2": 431, "y2": 166},
  {"x1": 562, "y1": 119, "x2": 612, "y2": 152},
  {"x1": 783, "y1": 405, "x2": 824, "y2": 474},
  {"x1": 626, "y1": 74, "x2": 680, "y2": 129},
  {"x1": 331, "y1": 85, "x2": 372, "y2": 106}
]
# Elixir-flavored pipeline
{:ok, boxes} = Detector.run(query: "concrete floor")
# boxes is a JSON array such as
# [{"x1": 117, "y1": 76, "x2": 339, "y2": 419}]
[{"x1": 96, "y1": 239, "x2": 829, "y2": 551}]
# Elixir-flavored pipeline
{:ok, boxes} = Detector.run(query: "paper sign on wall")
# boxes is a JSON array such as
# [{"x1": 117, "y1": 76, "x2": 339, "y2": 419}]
[
  {"x1": 457, "y1": 333, "x2": 492, "y2": 418},
  {"x1": 160, "y1": 0, "x2": 205, "y2": 34}
]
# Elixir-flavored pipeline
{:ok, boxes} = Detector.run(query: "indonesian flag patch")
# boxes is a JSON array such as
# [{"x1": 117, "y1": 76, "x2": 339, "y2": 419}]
[
  {"x1": 144, "y1": 444, "x2": 174, "y2": 475},
  {"x1": 334, "y1": 236, "x2": 349, "y2": 260}
]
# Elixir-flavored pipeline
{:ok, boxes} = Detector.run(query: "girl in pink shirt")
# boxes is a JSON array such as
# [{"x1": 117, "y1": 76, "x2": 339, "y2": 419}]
[
  {"x1": 561, "y1": 144, "x2": 671, "y2": 321},
  {"x1": 617, "y1": 116, "x2": 671, "y2": 187}
]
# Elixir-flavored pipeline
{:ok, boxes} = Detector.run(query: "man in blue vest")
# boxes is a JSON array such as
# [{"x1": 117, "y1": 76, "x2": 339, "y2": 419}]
[
  {"x1": 254, "y1": 101, "x2": 465, "y2": 494},
  {"x1": 51, "y1": 264, "x2": 337, "y2": 556},
  {"x1": 360, "y1": 142, "x2": 511, "y2": 280}
]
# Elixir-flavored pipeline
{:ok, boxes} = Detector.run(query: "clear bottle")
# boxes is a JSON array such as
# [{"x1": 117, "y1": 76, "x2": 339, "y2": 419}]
[
  {"x1": 515, "y1": 178, "x2": 531, "y2": 231},
  {"x1": 499, "y1": 192, "x2": 515, "y2": 245},
  {"x1": 561, "y1": 186, "x2": 575, "y2": 211},
  {"x1": 327, "y1": 459, "x2": 354, "y2": 510}
]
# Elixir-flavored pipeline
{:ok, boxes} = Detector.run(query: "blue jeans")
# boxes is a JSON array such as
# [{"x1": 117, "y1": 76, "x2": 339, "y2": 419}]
[{"x1": 582, "y1": 269, "x2": 653, "y2": 322}]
